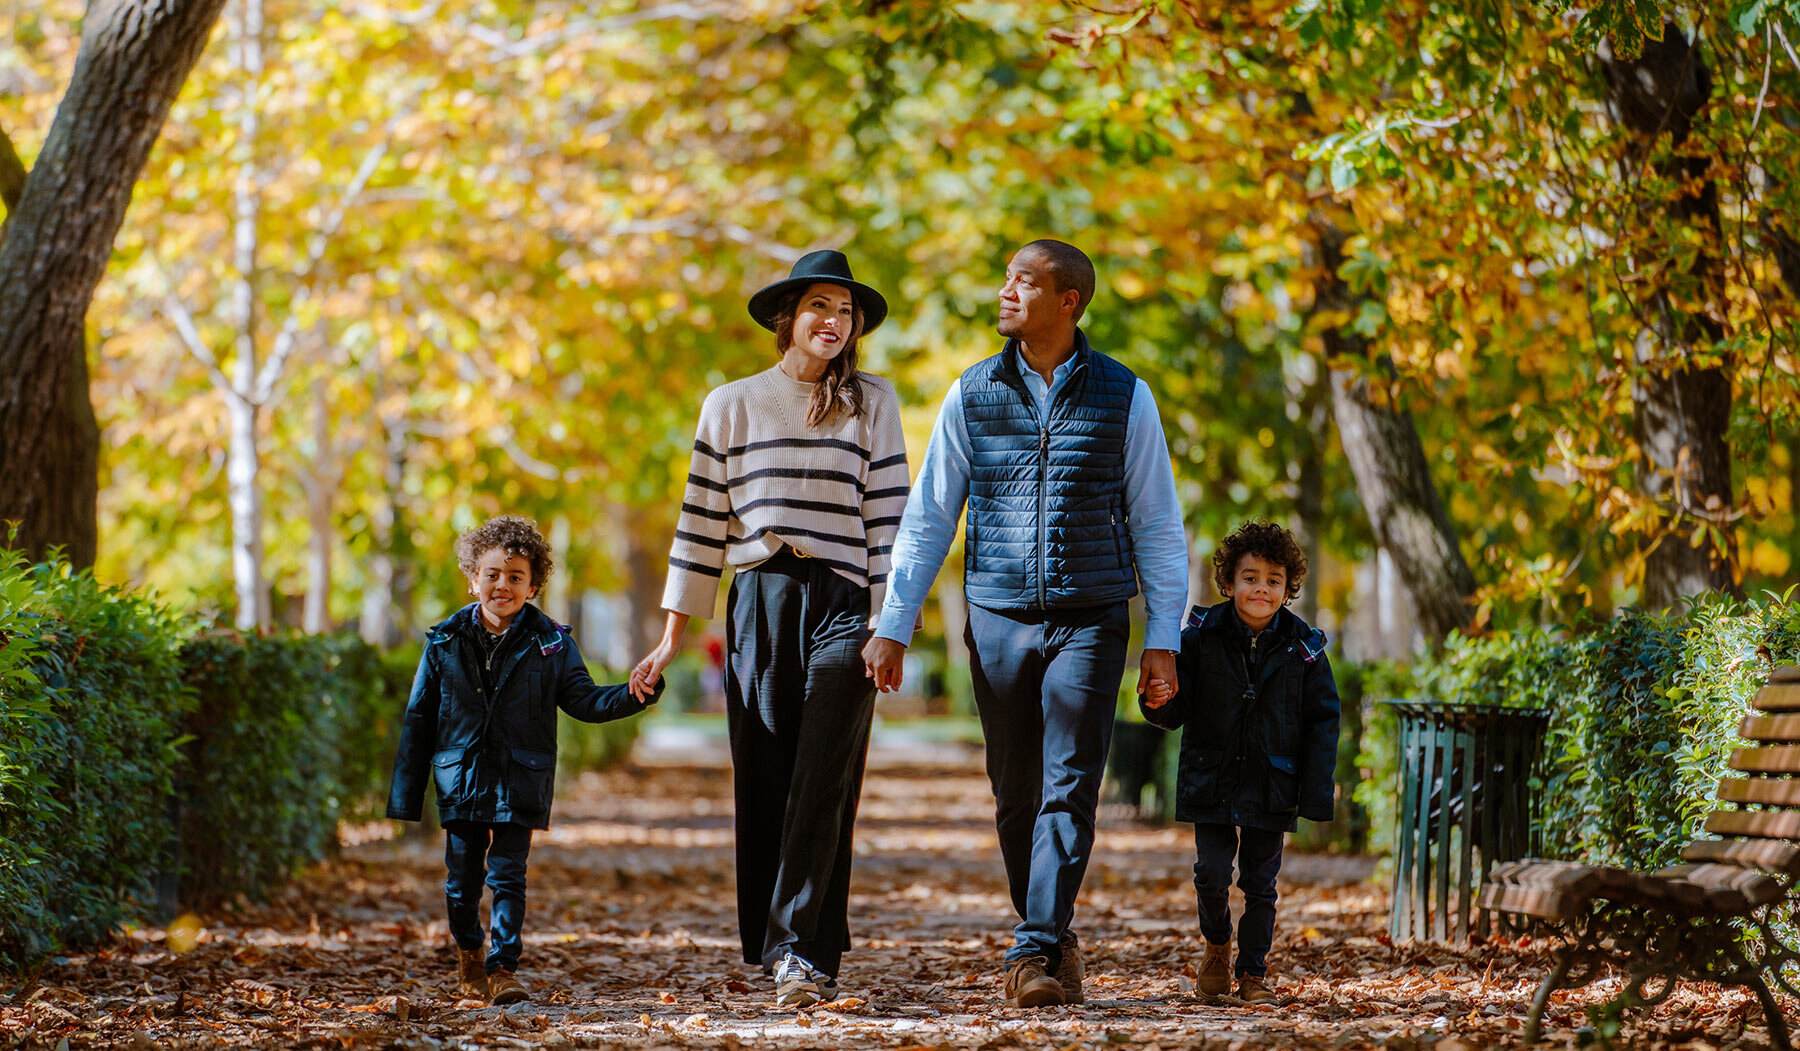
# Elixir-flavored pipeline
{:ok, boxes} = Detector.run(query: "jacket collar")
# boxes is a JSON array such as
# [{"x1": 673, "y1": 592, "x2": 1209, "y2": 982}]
[
  {"x1": 1187, "y1": 601, "x2": 1328, "y2": 662},
  {"x1": 990, "y1": 328, "x2": 1091, "y2": 396},
  {"x1": 427, "y1": 602, "x2": 567, "y2": 655}
]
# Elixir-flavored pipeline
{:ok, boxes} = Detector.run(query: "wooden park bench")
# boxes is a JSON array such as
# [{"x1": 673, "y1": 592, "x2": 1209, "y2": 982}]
[{"x1": 1476, "y1": 665, "x2": 1800, "y2": 1048}]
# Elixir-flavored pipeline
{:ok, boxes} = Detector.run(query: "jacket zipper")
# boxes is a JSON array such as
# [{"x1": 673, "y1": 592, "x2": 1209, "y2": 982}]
[{"x1": 1037, "y1": 426, "x2": 1049, "y2": 609}]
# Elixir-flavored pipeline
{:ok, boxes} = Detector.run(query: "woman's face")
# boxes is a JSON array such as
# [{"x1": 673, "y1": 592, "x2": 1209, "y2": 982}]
[{"x1": 784, "y1": 283, "x2": 857, "y2": 377}]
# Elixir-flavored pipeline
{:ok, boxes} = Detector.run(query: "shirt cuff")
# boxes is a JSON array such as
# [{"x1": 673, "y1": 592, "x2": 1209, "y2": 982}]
[
  {"x1": 1144, "y1": 620, "x2": 1181, "y2": 653},
  {"x1": 874, "y1": 603, "x2": 919, "y2": 646}
]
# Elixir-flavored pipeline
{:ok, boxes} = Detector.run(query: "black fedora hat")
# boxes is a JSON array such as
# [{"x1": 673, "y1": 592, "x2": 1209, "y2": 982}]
[{"x1": 747, "y1": 250, "x2": 889, "y2": 334}]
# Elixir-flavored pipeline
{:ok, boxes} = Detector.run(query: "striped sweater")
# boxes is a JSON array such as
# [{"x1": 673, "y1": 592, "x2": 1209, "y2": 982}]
[{"x1": 662, "y1": 365, "x2": 910, "y2": 620}]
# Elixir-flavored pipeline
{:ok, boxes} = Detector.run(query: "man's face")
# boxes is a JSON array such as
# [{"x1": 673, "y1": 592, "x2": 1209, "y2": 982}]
[{"x1": 998, "y1": 249, "x2": 1077, "y2": 339}]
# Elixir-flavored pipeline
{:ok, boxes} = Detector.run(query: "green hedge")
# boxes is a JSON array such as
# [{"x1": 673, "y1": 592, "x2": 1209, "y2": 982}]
[
  {"x1": 1, "y1": 549, "x2": 649, "y2": 970},
  {"x1": 1354, "y1": 594, "x2": 1800, "y2": 868}
]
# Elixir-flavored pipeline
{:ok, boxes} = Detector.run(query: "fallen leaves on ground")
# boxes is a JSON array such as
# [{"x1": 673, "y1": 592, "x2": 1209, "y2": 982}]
[{"x1": 1, "y1": 755, "x2": 1791, "y2": 1048}]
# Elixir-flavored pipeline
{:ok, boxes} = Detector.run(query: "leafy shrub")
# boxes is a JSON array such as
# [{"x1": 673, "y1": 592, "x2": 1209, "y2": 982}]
[
  {"x1": 1354, "y1": 594, "x2": 1800, "y2": 868},
  {"x1": 0, "y1": 557, "x2": 189, "y2": 970}
]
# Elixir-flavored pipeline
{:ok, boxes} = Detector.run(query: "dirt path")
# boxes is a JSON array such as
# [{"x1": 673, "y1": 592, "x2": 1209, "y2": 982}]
[{"x1": 2, "y1": 754, "x2": 1784, "y2": 1048}]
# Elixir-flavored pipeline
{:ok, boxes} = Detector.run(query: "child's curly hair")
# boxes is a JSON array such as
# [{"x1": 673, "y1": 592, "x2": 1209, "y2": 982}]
[
  {"x1": 1212, "y1": 519, "x2": 1308, "y2": 601},
  {"x1": 456, "y1": 515, "x2": 555, "y2": 588}
]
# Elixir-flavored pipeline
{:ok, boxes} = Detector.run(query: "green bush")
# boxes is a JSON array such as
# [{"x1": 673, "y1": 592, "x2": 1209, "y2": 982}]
[
  {"x1": 1353, "y1": 594, "x2": 1800, "y2": 868},
  {"x1": 177, "y1": 632, "x2": 400, "y2": 908},
  {"x1": 0, "y1": 557, "x2": 189, "y2": 970}
]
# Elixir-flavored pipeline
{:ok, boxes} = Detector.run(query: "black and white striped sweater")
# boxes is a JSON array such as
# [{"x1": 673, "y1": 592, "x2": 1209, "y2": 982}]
[{"x1": 661, "y1": 366, "x2": 910, "y2": 619}]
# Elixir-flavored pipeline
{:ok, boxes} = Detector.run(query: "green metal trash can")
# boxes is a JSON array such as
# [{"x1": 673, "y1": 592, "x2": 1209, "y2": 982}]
[{"x1": 1387, "y1": 701, "x2": 1551, "y2": 942}]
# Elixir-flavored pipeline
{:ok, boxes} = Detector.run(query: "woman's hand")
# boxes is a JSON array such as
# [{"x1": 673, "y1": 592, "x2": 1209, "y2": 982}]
[{"x1": 631, "y1": 612, "x2": 689, "y2": 701}]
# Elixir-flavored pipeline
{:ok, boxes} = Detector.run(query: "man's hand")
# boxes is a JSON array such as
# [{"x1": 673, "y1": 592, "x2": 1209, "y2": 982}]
[
  {"x1": 1138, "y1": 648, "x2": 1177, "y2": 700},
  {"x1": 862, "y1": 636, "x2": 907, "y2": 693}
]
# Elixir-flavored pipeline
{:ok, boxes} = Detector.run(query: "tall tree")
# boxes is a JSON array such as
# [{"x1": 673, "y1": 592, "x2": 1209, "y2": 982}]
[{"x1": 0, "y1": 0, "x2": 228, "y2": 566}]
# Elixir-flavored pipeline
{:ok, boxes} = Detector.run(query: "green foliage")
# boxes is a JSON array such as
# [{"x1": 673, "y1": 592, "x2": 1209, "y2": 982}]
[
  {"x1": 1354, "y1": 595, "x2": 1800, "y2": 867},
  {"x1": 176, "y1": 631, "x2": 400, "y2": 908},
  {"x1": 0, "y1": 554, "x2": 189, "y2": 970}
]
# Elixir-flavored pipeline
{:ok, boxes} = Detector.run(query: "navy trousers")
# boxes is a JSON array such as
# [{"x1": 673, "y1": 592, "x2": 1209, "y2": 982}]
[
  {"x1": 966, "y1": 601, "x2": 1129, "y2": 968},
  {"x1": 1193, "y1": 822, "x2": 1285, "y2": 977},
  {"x1": 727, "y1": 551, "x2": 876, "y2": 978},
  {"x1": 443, "y1": 820, "x2": 533, "y2": 973}
]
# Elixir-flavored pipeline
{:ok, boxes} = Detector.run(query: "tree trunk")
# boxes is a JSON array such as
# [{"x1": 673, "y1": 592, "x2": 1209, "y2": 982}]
[
  {"x1": 0, "y1": 0, "x2": 229, "y2": 566},
  {"x1": 615, "y1": 502, "x2": 672, "y2": 666},
  {"x1": 301, "y1": 377, "x2": 335, "y2": 634},
  {"x1": 227, "y1": 0, "x2": 268, "y2": 629},
  {"x1": 1311, "y1": 217, "x2": 1476, "y2": 646},
  {"x1": 1602, "y1": 24, "x2": 1737, "y2": 608},
  {"x1": 1288, "y1": 355, "x2": 1330, "y2": 627},
  {"x1": 360, "y1": 405, "x2": 412, "y2": 647}
]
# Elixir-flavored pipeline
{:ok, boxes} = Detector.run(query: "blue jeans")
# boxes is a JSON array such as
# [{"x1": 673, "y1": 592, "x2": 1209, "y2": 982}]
[
  {"x1": 1193, "y1": 822, "x2": 1284, "y2": 977},
  {"x1": 966, "y1": 601, "x2": 1129, "y2": 969},
  {"x1": 444, "y1": 820, "x2": 533, "y2": 973}
]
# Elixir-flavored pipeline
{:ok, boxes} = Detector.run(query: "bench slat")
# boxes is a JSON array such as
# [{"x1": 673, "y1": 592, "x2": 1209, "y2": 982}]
[
  {"x1": 1772, "y1": 666, "x2": 1800, "y2": 684},
  {"x1": 1729, "y1": 746, "x2": 1800, "y2": 774},
  {"x1": 1754, "y1": 682, "x2": 1800, "y2": 711},
  {"x1": 1682, "y1": 838, "x2": 1800, "y2": 875},
  {"x1": 1706, "y1": 809, "x2": 1800, "y2": 839},
  {"x1": 1477, "y1": 883, "x2": 1583, "y2": 920},
  {"x1": 1653, "y1": 863, "x2": 1784, "y2": 911},
  {"x1": 1740, "y1": 714, "x2": 1800, "y2": 741},
  {"x1": 1717, "y1": 778, "x2": 1800, "y2": 807}
]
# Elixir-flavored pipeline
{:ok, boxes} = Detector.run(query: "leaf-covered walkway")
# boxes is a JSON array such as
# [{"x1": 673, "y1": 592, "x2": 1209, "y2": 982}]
[{"x1": 2, "y1": 753, "x2": 1782, "y2": 1048}]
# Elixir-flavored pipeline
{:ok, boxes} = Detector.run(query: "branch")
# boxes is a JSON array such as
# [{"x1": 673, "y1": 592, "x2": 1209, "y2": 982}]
[
  {"x1": 159, "y1": 289, "x2": 238, "y2": 397},
  {"x1": 495, "y1": 426, "x2": 563, "y2": 481},
  {"x1": 0, "y1": 125, "x2": 26, "y2": 216},
  {"x1": 252, "y1": 132, "x2": 393, "y2": 404}
]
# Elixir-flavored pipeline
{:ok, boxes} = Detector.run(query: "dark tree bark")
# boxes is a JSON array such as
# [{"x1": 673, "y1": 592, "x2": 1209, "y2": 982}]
[
  {"x1": 1312, "y1": 215, "x2": 1477, "y2": 646},
  {"x1": 0, "y1": 0, "x2": 229, "y2": 567},
  {"x1": 1602, "y1": 23, "x2": 1737, "y2": 608}
]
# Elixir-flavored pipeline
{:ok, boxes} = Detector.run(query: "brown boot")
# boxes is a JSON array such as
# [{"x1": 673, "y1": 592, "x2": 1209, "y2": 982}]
[
  {"x1": 1054, "y1": 930, "x2": 1085, "y2": 1005},
  {"x1": 1196, "y1": 941, "x2": 1230, "y2": 997},
  {"x1": 1236, "y1": 973, "x2": 1278, "y2": 1005},
  {"x1": 1003, "y1": 956, "x2": 1066, "y2": 1008},
  {"x1": 456, "y1": 948, "x2": 488, "y2": 1001},
  {"x1": 487, "y1": 968, "x2": 529, "y2": 1005}
]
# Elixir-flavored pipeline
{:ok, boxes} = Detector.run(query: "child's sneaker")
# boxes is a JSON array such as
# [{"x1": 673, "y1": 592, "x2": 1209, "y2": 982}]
[
  {"x1": 1236, "y1": 974, "x2": 1277, "y2": 1005},
  {"x1": 1196, "y1": 941, "x2": 1230, "y2": 996},
  {"x1": 456, "y1": 947, "x2": 488, "y2": 1001},
  {"x1": 488, "y1": 969, "x2": 530, "y2": 1005},
  {"x1": 773, "y1": 952, "x2": 835, "y2": 1007}
]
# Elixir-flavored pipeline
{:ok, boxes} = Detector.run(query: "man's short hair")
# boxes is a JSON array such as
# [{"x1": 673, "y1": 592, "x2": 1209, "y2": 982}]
[{"x1": 1020, "y1": 239, "x2": 1096, "y2": 321}]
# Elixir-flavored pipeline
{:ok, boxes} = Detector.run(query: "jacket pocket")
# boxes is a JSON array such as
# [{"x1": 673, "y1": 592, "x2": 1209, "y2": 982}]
[
  {"x1": 1265, "y1": 753, "x2": 1299, "y2": 815},
  {"x1": 1178, "y1": 746, "x2": 1227, "y2": 807},
  {"x1": 431, "y1": 747, "x2": 469, "y2": 806},
  {"x1": 966, "y1": 507, "x2": 978, "y2": 575},
  {"x1": 508, "y1": 746, "x2": 555, "y2": 814}
]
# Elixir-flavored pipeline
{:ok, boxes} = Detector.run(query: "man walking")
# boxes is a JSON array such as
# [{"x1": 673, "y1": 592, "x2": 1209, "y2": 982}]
[{"x1": 862, "y1": 239, "x2": 1189, "y2": 1007}]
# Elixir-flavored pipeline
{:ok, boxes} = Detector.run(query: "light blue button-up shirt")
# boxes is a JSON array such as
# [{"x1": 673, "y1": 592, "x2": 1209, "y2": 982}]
[{"x1": 875, "y1": 346, "x2": 1190, "y2": 651}]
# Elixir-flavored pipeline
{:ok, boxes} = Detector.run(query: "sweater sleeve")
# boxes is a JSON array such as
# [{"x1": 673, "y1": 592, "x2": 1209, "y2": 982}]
[
  {"x1": 862, "y1": 381, "x2": 910, "y2": 615},
  {"x1": 662, "y1": 389, "x2": 733, "y2": 620}
]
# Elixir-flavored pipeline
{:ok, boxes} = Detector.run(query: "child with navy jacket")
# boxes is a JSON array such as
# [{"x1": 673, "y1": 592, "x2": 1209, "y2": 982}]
[
  {"x1": 387, "y1": 516, "x2": 659, "y2": 1005},
  {"x1": 1142, "y1": 520, "x2": 1340, "y2": 1005}
]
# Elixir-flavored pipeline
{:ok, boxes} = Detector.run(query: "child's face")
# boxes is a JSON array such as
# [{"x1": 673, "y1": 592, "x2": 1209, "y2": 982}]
[
  {"x1": 1229, "y1": 553, "x2": 1287, "y2": 632},
  {"x1": 468, "y1": 548, "x2": 537, "y2": 629}
]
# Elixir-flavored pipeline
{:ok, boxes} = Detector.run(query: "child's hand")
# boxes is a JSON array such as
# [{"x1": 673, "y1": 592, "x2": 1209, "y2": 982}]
[{"x1": 1142, "y1": 678, "x2": 1175, "y2": 709}]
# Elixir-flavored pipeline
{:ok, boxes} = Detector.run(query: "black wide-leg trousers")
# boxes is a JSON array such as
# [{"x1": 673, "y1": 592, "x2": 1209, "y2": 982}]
[{"x1": 726, "y1": 551, "x2": 876, "y2": 979}]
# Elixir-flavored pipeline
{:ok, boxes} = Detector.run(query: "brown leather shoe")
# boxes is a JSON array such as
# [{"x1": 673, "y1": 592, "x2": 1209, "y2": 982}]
[
  {"x1": 1196, "y1": 941, "x2": 1231, "y2": 997},
  {"x1": 1003, "y1": 956, "x2": 1066, "y2": 1008},
  {"x1": 456, "y1": 947, "x2": 488, "y2": 1001},
  {"x1": 1054, "y1": 930, "x2": 1084, "y2": 1005},
  {"x1": 487, "y1": 968, "x2": 529, "y2": 1005},
  {"x1": 1237, "y1": 973, "x2": 1278, "y2": 1005}
]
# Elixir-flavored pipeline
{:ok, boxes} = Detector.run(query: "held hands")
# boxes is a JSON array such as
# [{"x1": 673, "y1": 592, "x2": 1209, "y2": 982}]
[
  {"x1": 1142, "y1": 678, "x2": 1176, "y2": 709},
  {"x1": 862, "y1": 636, "x2": 906, "y2": 693},
  {"x1": 1137, "y1": 648, "x2": 1177, "y2": 709},
  {"x1": 629, "y1": 641, "x2": 675, "y2": 703}
]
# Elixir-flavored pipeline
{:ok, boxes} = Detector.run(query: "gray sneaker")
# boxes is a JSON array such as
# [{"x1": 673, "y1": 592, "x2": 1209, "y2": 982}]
[{"x1": 773, "y1": 951, "x2": 837, "y2": 1007}]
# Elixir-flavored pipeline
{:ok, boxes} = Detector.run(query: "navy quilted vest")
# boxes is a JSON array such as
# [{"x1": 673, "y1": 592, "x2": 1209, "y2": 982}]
[{"x1": 960, "y1": 333, "x2": 1139, "y2": 610}]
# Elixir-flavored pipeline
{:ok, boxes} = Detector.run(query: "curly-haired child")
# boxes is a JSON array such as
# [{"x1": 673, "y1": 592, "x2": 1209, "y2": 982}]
[
  {"x1": 387, "y1": 515, "x2": 660, "y2": 1004},
  {"x1": 1142, "y1": 520, "x2": 1340, "y2": 1005}
]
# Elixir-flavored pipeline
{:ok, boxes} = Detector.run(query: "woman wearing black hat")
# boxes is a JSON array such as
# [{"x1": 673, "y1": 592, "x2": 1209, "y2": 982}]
[{"x1": 628, "y1": 250, "x2": 908, "y2": 1007}]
